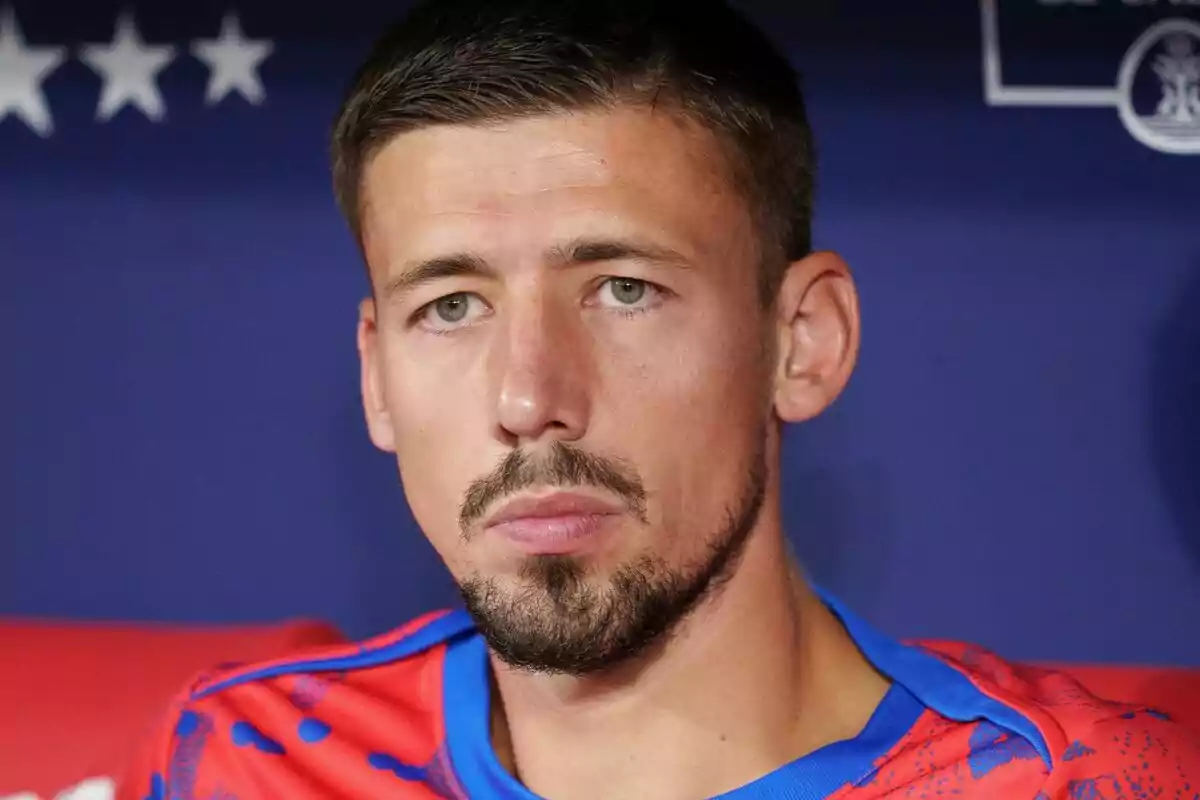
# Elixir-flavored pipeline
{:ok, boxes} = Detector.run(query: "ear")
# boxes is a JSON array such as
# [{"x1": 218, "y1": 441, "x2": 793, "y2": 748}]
[
  {"x1": 772, "y1": 251, "x2": 861, "y2": 423},
  {"x1": 357, "y1": 297, "x2": 398, "y2": 452}
]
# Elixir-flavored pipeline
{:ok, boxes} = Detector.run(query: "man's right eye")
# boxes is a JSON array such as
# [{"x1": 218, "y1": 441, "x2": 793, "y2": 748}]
[
  {"x1": 433, "y1": 293, "x2": 471, "y2": 323},
  {"x1": 416, "y1": 292, "x2": 489, "y2": 332}
]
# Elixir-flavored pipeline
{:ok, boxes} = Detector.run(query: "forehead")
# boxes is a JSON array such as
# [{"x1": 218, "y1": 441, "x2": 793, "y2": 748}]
[{"x1": 358, "y1": 108, "x2": 757, "y2": 274}]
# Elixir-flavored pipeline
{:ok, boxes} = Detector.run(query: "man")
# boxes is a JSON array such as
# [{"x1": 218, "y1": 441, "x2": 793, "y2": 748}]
[{"x1": 120, "y1": 0, "x2": 1200, "y2": 797}]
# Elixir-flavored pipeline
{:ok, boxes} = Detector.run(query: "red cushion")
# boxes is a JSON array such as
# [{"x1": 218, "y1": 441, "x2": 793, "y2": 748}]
[{"x1": 0, "y1": 617, "x2": 344, "y2": 798}]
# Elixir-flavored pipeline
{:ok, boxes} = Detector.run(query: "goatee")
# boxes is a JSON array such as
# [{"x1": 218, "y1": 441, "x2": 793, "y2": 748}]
[{"x1": 457, "y1": 440, "x2": 768, "y2": 675}]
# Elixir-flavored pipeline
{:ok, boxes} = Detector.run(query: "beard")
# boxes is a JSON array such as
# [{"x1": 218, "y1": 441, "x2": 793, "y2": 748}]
[{"x1": 457, "y1": 440, "x2": 768, "y2": 676}]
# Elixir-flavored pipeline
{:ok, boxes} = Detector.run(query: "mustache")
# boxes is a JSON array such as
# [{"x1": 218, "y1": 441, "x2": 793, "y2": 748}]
[{"x1": 459, "y1": 442, "x2": 647, "y2": 536}]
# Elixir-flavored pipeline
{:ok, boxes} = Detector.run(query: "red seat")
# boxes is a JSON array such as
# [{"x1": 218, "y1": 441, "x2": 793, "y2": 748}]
[{"x1": 0, "y1": 617, "x2": 344, "y2": 799}]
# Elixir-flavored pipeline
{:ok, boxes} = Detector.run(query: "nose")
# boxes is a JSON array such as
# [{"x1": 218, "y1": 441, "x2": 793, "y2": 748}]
[{"x1": 491, "y1": 289, "x2": 591, "y2": 447}]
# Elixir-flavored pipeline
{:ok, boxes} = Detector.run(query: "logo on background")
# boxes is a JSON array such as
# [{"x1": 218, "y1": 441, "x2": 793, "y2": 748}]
[{"x1": 981, "y1": 0, "x2": 1200, "y2": 155}]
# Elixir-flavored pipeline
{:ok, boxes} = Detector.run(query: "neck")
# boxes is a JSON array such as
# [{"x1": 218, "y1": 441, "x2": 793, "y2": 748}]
[{"x1": 487, "y1": 510, "x2": 891, "y2": 800}]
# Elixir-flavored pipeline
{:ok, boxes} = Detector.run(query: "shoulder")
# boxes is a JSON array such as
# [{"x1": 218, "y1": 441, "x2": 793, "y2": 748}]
[
  {"x1": 116, "y1": 609, "x2": 474, "y2": 800},
  {"x1": 916, "y1": 640, "x2": 1200, "y2": 792},
  {"x1": 181, "y1": 608, "x2": 466, "y2": 713},
  {"x1": 1039, "y1": 707, "x2": 1200, "y2": 795}
]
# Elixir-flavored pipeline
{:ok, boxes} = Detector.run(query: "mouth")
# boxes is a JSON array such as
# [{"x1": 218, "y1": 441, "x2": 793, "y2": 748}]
[{"x1": 482, "y1": 491, "x2": 624, "y2": 555}]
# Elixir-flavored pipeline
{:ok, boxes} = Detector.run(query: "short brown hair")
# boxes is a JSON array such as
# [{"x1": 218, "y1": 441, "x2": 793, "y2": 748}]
[{"x1": 331, "y1": 0, "x2": 816, "y2": 301}]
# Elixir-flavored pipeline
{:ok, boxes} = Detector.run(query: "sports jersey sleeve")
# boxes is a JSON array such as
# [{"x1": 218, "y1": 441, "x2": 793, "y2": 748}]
[{"x1": 1037, "y1": 707, "x2": 1200, "y2": 798}]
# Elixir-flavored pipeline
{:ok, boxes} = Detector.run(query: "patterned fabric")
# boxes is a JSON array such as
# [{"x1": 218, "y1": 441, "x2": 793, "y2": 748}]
[{"x1": 117, "y1": 600, "x2": 1200, "y2": 799}]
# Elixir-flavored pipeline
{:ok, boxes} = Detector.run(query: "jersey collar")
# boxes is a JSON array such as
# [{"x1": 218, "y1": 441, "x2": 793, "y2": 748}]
[
  {"x1": 817, "y1": 588, "x2": 1051, "y2": 768},
  {"x1": 439, "y1": 588, "x2": 1052, "y2": 799}
]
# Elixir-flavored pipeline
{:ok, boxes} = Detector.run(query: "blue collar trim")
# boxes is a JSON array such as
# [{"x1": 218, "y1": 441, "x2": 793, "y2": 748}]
[
  {"x1": 441, "y1": 589, "x2": 1052, "y2": 799},
  {"x1": 817, "y1": 589, "x2": 1051, "y2": 769}
]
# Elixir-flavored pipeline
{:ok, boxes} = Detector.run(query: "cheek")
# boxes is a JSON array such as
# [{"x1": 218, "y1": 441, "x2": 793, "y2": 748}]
[
  {"x1": 604, "y1": 310, "x2": 768, "y2": 432},
  {"x1": 378, "y1": 317, "x2": 495, "y2": 444},
  {"x1": 597, "y1": 311, "x2": 770, "y2": 521},
  {"x1": 379, "y1": 340, "x2": 490, "y2": 562}
]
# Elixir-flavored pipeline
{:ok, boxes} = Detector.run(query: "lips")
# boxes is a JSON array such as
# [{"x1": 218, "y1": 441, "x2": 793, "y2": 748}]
[
  {"x1": 482, "y1": 492, "x2": 624, "y2": 555},
  {"x1": 484, "y1": 492, "x2": 623, "y2": 527}
]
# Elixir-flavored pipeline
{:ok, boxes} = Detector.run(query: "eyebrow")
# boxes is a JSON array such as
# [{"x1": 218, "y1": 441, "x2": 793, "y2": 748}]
[
  {"x1": 379, "y1": 253, "x2": 493, "y2": 301},
  {"x1": 548, "y1": 237, "x2": 693, "y2": 270},
  {"x1": 379, "y1": 237, "x2": 693, "y2": 302}
]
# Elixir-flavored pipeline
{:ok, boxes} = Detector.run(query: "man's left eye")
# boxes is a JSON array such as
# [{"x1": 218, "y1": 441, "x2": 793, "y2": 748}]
[{"x1": 596, "y1": 278, "x2": 664, "y2": 310}]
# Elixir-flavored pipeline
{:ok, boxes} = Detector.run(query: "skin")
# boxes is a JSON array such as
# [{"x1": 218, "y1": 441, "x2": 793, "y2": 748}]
[{"x1": 356, "y1": 106, "x2": 888, "y2": 799}]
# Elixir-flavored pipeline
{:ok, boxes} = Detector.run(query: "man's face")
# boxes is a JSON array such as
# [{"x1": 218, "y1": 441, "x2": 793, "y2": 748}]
[{"x1": 358, "y1": 108, "x2": 779, "y2": 673}]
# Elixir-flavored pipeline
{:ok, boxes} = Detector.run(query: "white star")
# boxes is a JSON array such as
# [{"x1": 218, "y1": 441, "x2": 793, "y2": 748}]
[
  {"x1": 80, "y1": 11, "x2": 176, "y2": 122},
  {"x1": 0, "y1": 6, "x2": 66, "y2": 137},
  {"x1": 191, "y1": 13, "x2": 273, "y2": 106}
]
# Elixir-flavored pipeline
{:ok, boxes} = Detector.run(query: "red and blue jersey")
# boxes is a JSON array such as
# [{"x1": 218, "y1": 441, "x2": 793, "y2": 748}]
[{"x1": 118, "y1": 593, "x2": 1200, "y2": 799}]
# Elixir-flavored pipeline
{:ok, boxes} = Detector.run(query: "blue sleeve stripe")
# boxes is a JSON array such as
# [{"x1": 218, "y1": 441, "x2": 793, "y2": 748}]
[{"x1": 192, "y1": 609, "x2": 475, "y2": 701}]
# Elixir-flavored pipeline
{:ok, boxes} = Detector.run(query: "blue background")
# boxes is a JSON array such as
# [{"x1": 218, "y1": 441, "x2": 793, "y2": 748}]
[{"x1": 2, "y1": 0, "x2": 1198, "y2": 665}]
